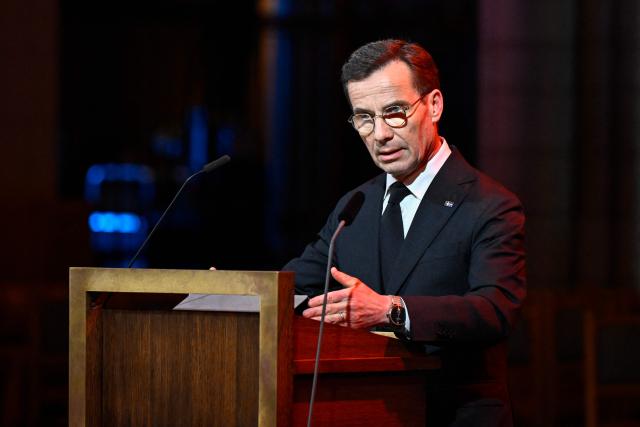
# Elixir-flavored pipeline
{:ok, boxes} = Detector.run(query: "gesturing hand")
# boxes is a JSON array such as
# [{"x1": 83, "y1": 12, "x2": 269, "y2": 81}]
[{"x1": 302, "y1": 267, "x2": 389, "y2": 329}]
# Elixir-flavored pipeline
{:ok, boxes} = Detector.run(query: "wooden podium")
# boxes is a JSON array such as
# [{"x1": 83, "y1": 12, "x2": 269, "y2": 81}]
[{"x1": 69, "y1": 268, "x2": 439, "y2": 426}]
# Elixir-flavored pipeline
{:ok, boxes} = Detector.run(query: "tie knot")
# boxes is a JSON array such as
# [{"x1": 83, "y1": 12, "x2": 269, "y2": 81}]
[{"x1": 387, "y1": 182, "x2": 411, "y2": 205}]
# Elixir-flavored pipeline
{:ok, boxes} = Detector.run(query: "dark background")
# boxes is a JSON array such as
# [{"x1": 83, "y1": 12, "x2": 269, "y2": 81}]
[{"x1": 1, "y1": 0, "x2": 639, "y2": 425}]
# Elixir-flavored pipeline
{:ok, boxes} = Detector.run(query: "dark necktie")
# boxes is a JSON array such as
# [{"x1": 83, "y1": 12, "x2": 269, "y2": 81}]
[{"x1": 380, "y1": 182, "x2": 412, "y2": 291}]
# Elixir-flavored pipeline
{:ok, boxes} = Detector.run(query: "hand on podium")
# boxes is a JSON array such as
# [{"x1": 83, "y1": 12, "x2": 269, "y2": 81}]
[{"x1": 302, "y1": 267, "x2": 389, "y2": 329}]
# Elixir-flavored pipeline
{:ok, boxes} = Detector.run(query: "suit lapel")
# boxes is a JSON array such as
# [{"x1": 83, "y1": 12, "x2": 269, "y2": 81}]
[
  {"x1": 358, "y1": 175, "x2": 386, "y2": 293},
  {"x1": 385, "y1": 149, "x2": 477, "y2": 295}
]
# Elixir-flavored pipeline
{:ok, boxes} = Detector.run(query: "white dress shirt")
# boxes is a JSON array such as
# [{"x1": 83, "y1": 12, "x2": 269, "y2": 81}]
[{"x1": 382, "y1": 139, "x2": 452, "y2": 236}]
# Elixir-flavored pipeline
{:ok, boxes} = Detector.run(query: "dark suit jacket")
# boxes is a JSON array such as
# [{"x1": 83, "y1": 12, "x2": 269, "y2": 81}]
[{"x1": 284, "y1": 147, "x2": 526, "y2": 425}]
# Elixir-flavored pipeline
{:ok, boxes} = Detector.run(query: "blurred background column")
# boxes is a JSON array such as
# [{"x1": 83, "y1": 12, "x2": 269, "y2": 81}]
[
  {"x1": 258, "y1": 0, "x2": 293, "y2": 257},
  {"x1": 478, "y1": 2, "x2": 640, "y2": 425},
  {"x1": 0, "y1": 0, "x2": 57, "y2": 204},
  {"x1": 477, "y1": 0, "x2": 576, "y2": 292},
  {"x1": 0, "y1": 0, "x2": 87, "y2": 425},
  {"x1": 479, "y1": 0, "x2": 640, "y2": 290}
]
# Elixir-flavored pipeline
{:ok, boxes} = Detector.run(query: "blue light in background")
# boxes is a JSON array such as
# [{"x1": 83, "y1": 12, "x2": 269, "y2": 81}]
[
  {"x1": 278, "y1": 0, "x2": 292, "y2": 16},
  {"x1": 188, "y1": 106, "x2": 209, "y2": 173},
  {"x1": 84, "y1": 163, "x2": 155, "y2": 204},
  {"x1": 88, "y1": 212, "x2": 146, "y2": 234},
  {"x1": 86, "y1": 165, "x2": 106, "y2": 185},
  {"x1": 264, "y1": 30, "x2": 292, "y2": 253}
]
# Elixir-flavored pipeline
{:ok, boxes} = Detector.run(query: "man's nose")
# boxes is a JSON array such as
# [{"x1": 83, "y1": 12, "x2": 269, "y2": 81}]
[{"x1": 373, "y1": 116, "x2": 394, "y2": 142}]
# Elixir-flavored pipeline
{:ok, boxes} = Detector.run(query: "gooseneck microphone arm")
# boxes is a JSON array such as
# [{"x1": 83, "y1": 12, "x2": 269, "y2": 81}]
[
  {"x1": 306, "y1": 191, "x2": 364, "y2": 427},
  {"x1": 89, "y1": 155, "x2": 231, "y2": 310},
  {"x1": 305, "y1": 220, "x2": 346, "y2": 427},
  {"x1": 127, "y1": 155, "x2": 231, "y2": 268}
]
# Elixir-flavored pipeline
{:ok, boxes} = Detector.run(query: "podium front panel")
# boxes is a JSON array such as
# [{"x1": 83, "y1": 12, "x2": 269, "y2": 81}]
[{"x1": 69, "y1": 268, "x2": 293, "y2": 427}]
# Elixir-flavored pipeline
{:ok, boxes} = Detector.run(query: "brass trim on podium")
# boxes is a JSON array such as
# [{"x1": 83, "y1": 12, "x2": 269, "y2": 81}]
[{"x1": 69, "y1": 267, "x2": 294, "y2": 427}]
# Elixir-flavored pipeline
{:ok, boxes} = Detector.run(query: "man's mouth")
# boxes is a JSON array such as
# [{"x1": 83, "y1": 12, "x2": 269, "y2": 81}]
[{"x1": 377, "y1": 148, "x2": 403, "y2": 163}]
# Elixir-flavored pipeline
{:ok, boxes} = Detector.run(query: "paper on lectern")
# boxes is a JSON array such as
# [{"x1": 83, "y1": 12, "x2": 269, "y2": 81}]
[{"x1": 174, "y1": 294, "x2": 308, "y2": 312}]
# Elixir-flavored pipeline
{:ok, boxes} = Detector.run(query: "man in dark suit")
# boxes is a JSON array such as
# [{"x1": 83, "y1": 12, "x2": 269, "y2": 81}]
[{"x1": 284, "y1": 39, "x2": 526, "y2": 426}]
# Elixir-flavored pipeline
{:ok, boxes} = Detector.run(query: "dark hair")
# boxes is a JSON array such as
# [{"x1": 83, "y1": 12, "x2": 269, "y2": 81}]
[{"x1": 340, "y1": 39, "x2": 440, "y2": 100}]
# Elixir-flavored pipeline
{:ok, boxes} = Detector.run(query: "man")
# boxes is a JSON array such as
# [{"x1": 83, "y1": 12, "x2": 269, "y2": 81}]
[{"x1": 284, "y1": 39, "x2": 526, "y2": 426}]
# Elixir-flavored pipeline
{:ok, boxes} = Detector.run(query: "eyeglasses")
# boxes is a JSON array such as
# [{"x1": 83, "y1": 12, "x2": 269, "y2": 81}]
[{"x1": 347, "y1": 93, "x2": 426, "y2": 136}]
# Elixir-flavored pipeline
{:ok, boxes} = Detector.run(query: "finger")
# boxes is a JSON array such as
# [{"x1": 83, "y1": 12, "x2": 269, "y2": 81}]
[
  {"x1": 307, "y1": 294, "x2": 325, "y2": 308},
  {"x1": 310, "y1": 312, "x2": 344, "y2": 324},
  {"x1": 307, "y1": 289, "x2": 351, "y2": 307},
  {"x1": 307, "y1": 293, "x2": 329, "y2": 307},
  {"x1": 303, "y1": 300, "x2": 345, "y2": 318},
  {"x1": 303, "y1": 297, "x2": 349, "y2": 318},
  {"x1": 303, "y1": 306, "x2": 325, "y2": 318},
  {"x1": 209, "y1": 266, "x2": 217, "y2": 271},
  {"x1": 331, "y1": 267, "x2": 359, "y2": 288}
]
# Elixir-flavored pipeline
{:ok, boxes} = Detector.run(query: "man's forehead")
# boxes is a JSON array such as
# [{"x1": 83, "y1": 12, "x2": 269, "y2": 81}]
[{"x1": 346, "y1": 60, "x2": 417, "y2": 107}]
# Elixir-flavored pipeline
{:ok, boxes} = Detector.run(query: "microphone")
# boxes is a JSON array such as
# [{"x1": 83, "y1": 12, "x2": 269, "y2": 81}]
[
  {"x1": 306, "y1": 191, "x2": 364, "y2": 427},
  {"x1": 202, "y1": 155, "x2": 231, "y2": 173},
  {"x1": 337, "y1": 191, "x2": 365, "y2": 225},
  {"x1": 127, "y1": 155, "x2": 231, "y2": 268}
]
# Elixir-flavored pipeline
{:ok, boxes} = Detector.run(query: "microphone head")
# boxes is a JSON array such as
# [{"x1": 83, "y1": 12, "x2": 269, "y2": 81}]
[
  {"x1": 202, "y1": 155, "x2": 231, "y2": 173},
  {"x1": 338, "y1": 191, "x2": 365, "y2": 225}
]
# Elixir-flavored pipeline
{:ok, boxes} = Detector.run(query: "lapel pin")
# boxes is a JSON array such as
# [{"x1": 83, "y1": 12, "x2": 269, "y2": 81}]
[{"x1": 444, "y1": 200, "x2": 454, "y2": 208}]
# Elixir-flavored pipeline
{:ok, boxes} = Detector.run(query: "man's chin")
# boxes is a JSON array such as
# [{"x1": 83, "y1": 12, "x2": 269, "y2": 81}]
[
  {"x1": 376, "y1": 160, "x2": 422, "y2": 182},
  {"x1": 379, "y1": 163, "x2": 410, "y2": 179}
]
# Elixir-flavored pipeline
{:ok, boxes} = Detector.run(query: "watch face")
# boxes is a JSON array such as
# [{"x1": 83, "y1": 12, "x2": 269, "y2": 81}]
[{"x1": 390, "y1": 305, "x2": 406, "y2": 326}]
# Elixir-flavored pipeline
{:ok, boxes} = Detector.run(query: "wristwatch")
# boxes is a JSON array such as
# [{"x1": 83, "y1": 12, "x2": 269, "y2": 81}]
[{"x1": 386, "y1": 295, "x2": 406, "y2": 329}]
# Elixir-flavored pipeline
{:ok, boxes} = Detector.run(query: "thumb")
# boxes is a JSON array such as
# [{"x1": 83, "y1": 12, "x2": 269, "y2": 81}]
[{"x1": 331, "y1": 267, "x2": 358, "y2": 288}]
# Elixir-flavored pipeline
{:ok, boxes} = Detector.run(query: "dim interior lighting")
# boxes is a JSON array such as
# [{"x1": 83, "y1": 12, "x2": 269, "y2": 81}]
[
  {"x1": 152, "y1": 134, "x2": 183, "y2": 158},
  {"x1": 188, "y1": 106, "x2": 209, "y2": 173},
  {"x1": 84, "y1": 163, "x2": 155, "y2": 203},
  {"x1": 85, "y1": 164, "x2": 154, "y2": 185},
  {"x1": 216, "y1": 127, "x2": 236, "y2": 155},
  {"x1": 86, "y1": 165, "x2": 106, "y2": 185},
  {"x1": 88, "y1": 211, "x2": 145, "y2": 234}
]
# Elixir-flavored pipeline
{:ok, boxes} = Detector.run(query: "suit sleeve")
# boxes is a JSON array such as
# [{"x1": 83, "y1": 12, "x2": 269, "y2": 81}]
[{"x1": 403, "y1": 191, "x2": 526, "y2": 344}]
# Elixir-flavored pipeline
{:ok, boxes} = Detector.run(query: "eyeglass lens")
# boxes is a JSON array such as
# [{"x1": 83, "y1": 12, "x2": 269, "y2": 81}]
[{"x1": 352, "y1": 106, "x2": 407, "y2": 134}]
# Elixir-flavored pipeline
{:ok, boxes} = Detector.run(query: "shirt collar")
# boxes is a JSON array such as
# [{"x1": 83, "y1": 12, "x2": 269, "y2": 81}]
[{"x1": 385, "y1": 138, "x2": 452, "y2": 200}]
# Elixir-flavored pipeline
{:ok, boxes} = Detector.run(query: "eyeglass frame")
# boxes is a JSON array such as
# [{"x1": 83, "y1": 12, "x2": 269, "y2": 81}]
[{"x1": 347, "y1": 92, "x2": 428, "y2": 136}]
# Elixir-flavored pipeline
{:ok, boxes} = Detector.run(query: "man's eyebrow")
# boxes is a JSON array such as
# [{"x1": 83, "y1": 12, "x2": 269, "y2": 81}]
[
  {"x1": 352, "y1": 100, "x2": 409, "y2": 115},
  {"x1": 352, "y1": 107, "x2": 374, "y2": 115},
  {"x1": 382, "y1": 99, "x2": 410, "y2": 109}
]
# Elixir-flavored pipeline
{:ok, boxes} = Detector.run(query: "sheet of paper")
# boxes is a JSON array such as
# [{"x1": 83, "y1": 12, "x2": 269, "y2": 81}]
[{"x1": 174, "y1": 294, "x2": 308, "y2": 312}]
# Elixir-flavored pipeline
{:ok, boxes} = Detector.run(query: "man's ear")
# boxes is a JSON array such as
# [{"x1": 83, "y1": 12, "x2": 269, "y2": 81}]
[{"x1": 429, "y1": 89, "x2": 444, "y2": 123}]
